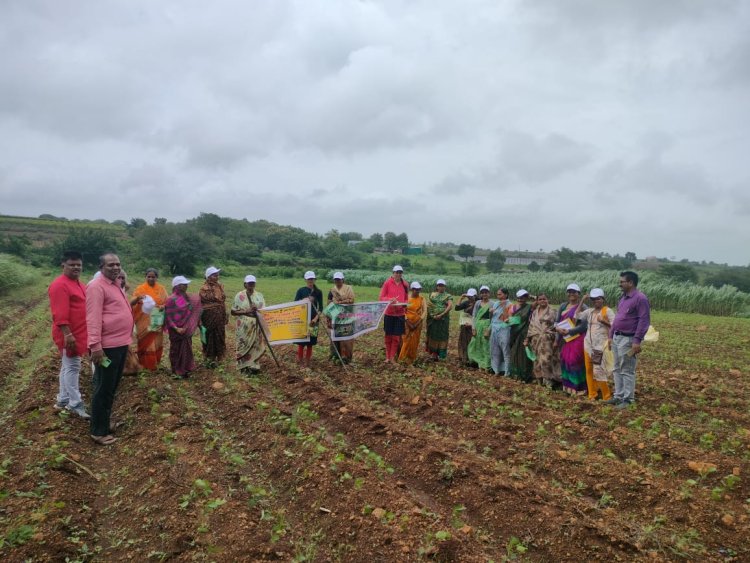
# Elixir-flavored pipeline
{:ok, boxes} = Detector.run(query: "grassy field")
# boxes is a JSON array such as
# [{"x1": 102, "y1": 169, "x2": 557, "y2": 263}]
[{"x1": 1, "y1": 273, "x2": 749, "y2": 561}]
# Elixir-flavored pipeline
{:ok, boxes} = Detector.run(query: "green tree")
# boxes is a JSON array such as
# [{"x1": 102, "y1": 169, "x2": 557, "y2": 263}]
[
  {"x1": 340, "y1": 232, "x2": 363, "y2": 243},
  {"x1": 189, "y1": 212, "x2": 229, "y2": 237},
  {"x1": 457, "y1": 244, "x2": 475, "y2": 262},
  {"x1": 598, "y1": 257, "x2": 627, "y2": 270},
  {"x1": 463, "y1": 262, "x2": 479, "y2": 276},
  {"x1": 50, "y1": 228, "x2": 118, "y2": 269},
  {"x1": 136, "y1": 224, "x2": 213, "y2": 275},
  {"x1": 369, "y1": 232, "x2": 384, "y2": 247},
  {"x1": 527, "y1": 261, "x2": 540, "y2": 272},
  {"x1": 704, "y1": 267, "x2": 750, "y2": 293},
  {"x1": 383, "y1": 232, "x2": 398, "y2": 251},
  {"x1": 395, "y1": 232, "x2": 409, "y2": 250},
  {"x1": 553, "y1": 247, "x2": 586, "y2": 272},
  {"x1": 354, "y1": 240, "x2": 375, "y2": 253},
  {"x1": 486, "y1": 250, "x2": 506, "y2": 273},
  {"x1": 658, "y1": 264, "x2": 698, "y2": 283},
  {"x1": 0, "y1": 235, "x2": 32, "y2": 258}
]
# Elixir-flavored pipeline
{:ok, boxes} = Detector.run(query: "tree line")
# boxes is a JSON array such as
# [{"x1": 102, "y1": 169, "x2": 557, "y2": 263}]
[{"x1": 1, "y1": 213, "x2": 748, "y2": 293}]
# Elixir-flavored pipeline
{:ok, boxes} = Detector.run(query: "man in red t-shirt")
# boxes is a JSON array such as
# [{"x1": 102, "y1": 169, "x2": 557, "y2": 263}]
[
  {"x1": 379, "y1": 265, "x2": 410, "y2": 362},
  {"x1": 48, "y1": 251, "x2": 89, "y2": 418}
]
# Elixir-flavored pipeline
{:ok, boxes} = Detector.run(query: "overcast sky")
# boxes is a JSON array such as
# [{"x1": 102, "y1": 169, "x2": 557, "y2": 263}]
[{"x1": 1, "y1": 1, "x2": 748, "y2": 264}]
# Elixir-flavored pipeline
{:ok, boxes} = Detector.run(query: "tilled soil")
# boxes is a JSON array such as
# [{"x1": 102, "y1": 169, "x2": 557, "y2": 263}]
[{"x1": 1, "y1": 295, "x2": 749, "y2": 561}]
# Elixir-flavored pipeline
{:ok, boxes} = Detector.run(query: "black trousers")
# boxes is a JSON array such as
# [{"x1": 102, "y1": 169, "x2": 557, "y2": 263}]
[{"x1": 90, "y1": 345, "x2": 128, "y2": 437}]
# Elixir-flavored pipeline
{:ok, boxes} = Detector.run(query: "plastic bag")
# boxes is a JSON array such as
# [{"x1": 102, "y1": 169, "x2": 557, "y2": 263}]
[
  {"x1": 141, "y1": 295, "x2": 156, "y2": 314},
  {"x1": 603, "y1": 346, "x2": 615, "y2": 374},
  {"x1": 149, "y1": 309, "x2": 165, "y2": 332},
  {"x1": 644, "y1": 325, "x2": 659, "y2": 343}
]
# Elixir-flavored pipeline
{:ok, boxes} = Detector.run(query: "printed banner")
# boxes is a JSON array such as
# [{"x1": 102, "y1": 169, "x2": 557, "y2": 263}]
[
  {"x1": 324, "y1": 301, "x2": 390, "y2": 342},
  {"x1": 257, "y1": 300, "x2": 311, "y2": 345}
]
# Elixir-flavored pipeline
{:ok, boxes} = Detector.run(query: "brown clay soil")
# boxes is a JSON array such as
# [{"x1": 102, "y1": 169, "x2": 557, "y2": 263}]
[{"x1": 1, "y1": 289, "x2": 749, "y2": 562}]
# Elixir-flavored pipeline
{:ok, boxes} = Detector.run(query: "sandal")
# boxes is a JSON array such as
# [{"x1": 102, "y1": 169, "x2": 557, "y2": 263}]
[{"x1": 90, "y1": 434, "x2": 117, "y2": 446}]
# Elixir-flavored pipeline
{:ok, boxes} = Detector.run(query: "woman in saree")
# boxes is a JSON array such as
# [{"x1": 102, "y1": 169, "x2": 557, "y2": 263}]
[
  {"x1": 165, "y1": 276, "x2": 202, "y2": 378},
  {"x1": 425, "y1": 279, "x2": 453, "y2": 361},
  {"x1": 454, "y1": 288, "x2": 477, "y2": 366},
  {"x1": 508, "y1": 289, "x2": 534, "y2": 382},
  {"x1": 199, "y1": 266, "x2": 228, "y2": 367},
  {"x1": 555, "y1": 283, "x2": 589, "y2": 395},
  {"x1": 294, "y1": 271, "x2": 323, "y2": 367},
  {"x1": 398, "y1": 282, "x2": 427, "y2": 365},
  {"x1": 489, "y1": 288, "x2": 513, "y2": 376},
  {"x1": 577, "y1": 288, "x2": 614, "y2": 400},
  {"x1": 130, "y1": 268, "x2": 168, "y2": 371},
  {"x1": 231, "y1": 275, "x2": 266, "y2": 375},
  {"x1": 467, "y1": 286, "x2": 493, "y2": 371},
  {"x1": 524, "y1": 293, "x2": 561, "y2": 387},
  {"x1": 327, "y1": 272, "x2": 355, "y2": 364}
]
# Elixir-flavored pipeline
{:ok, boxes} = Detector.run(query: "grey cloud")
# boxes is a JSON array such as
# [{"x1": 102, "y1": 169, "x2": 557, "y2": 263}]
[
  {"x1": 525, "y1": 0, "x2": 741, "y2": 31},
  {"x1": 0, "y1": 1, "x2": 748, "y2": 265},
  {"x1": 596, "y1": 154, "x2": 717, "y2": 205},
  {"x1": 498, "y1": 131, "x2": 593, "y2": 184}
]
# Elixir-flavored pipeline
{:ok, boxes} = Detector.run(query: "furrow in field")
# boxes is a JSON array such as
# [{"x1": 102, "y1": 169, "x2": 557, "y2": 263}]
[
  {"x1": 276, "y1": 340, "x2": 750, "y2": 558},
  {"x1": 261, "y1": 361, "x2": 650, "y2": 561}
]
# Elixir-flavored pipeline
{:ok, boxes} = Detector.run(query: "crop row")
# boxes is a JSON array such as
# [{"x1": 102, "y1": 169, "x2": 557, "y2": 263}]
[{"x1": 335, "y1": 269, "x2": 750, "y2": 316}]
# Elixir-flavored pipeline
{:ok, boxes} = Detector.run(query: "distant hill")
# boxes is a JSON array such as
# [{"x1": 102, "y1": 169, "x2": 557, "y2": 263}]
[{"x1": 0, "y1": 215, "x2": 125, "y2": 249}]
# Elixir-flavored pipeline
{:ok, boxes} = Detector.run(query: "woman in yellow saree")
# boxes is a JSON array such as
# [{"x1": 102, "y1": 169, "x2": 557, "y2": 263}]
[
  {"x1": 131, "y1": 268, "x2": 168, "y2": 371},
  {"x1": 398, "y1": 282, "x2": 426, "y2": 365}
]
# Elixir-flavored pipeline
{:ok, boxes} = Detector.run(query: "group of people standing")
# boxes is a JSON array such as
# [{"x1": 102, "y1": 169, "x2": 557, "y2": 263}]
[
  {"x1": 378, "y1": 266, "x2": 651, "y2": 408},
  {"x1": 48, "y1": 251, "x2": 651, "y2": 447},
  {"x1": 47, "y1": 252, "x2": 261, "y2": 446}
]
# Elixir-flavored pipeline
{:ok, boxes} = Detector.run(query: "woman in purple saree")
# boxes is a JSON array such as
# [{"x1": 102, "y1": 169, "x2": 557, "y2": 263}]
[{"x1": 165, "y1": 276, "x2": 202, "y2": 378}]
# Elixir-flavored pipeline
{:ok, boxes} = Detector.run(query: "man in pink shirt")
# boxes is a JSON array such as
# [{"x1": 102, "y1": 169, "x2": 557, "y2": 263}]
[
  {"x1": 86, "y1": 253, "x2": 134, "y2": 445},
  {"x1": 48, "y1": 250, "x2": 89, "y2": 418},
  {"x1": 379, "y1": 265, "x2": 410, "y2": 363}
]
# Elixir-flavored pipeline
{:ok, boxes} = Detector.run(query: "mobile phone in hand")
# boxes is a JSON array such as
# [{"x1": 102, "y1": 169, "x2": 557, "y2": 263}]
[{"x1": 101, "y1": 356, "x2": 112, "y2": 367}]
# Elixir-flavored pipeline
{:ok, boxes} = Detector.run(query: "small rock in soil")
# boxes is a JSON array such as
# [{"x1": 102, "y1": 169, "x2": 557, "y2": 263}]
[
  {"x1": 372, "y1": 507, "x2": 386, "y2": 519},
  {"x1": 687, "y1": 461, "x2": 717, "y2": 474}
]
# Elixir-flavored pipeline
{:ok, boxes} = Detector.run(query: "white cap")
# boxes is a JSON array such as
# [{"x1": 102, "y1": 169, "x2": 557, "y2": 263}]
[
  {"x1": 516, "y1": 289, "x2": 529, "y2": 297},
  {"x1": 410, "y1": 281, "x2": 422, "y2": 290},
  {"x1": 304, "y1": 270, "x2": 316, "y2": 280},
  {"x1": 205, "y1": 266, "x2": 221, "y2": 278},
  {"x1": 172, "y1": 275, "x2": 191, "y2": 288},
  {"x1": 590, "y1": 288, "x2": 605, "y2": 298},
  {"x1": 467, "y1": 288, "x2": 477, "y2": 297},
  {"x1": 479, "y1": 285, "x2": 490, "y2": 292},
  {"x1": 436, "y1": 279, "x2": 446, "y2": 286},
  {"x1": 333, "y1": 271, "x2": 344, "y2": 280},
  {"x1": 566, "y1": 283, "x2": 581, "y2": 292},
  {"x1": 244, "y1": 275, "x2": 257, "y2": 284},
  {"x1": 392, "y1": 265, "x2": 404, "y2": 272}
]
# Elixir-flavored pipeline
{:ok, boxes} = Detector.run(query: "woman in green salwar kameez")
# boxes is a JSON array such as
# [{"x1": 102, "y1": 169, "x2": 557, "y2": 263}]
[
  {"x1": 467, "y1": 286, "x2": 492, "y2": 370},
  {"x1": 230, "y1": 275, "x2": 266, "y2": 375},
  {"x1": 425, "y1": 280, "x2": 453, "y2": 360},
  {"x1": 508, "y1": 289, "x2": 533, "y2": 382}
]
